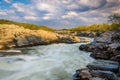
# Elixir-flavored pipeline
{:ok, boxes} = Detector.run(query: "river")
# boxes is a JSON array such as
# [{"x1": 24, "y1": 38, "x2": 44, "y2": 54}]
[{"x1": 0, "y1": 41, "x2": 94, "y2": 80}]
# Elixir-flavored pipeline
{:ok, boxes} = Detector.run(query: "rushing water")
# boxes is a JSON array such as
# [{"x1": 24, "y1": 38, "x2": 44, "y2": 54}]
[{"x1": 0, "y1": 42, "x2": 94, "y2": 80}]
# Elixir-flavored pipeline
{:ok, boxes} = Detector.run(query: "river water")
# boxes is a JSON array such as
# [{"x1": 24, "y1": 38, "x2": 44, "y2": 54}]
[{"x1": 0, "y1": 41, "x2": 94, "y2": 80}]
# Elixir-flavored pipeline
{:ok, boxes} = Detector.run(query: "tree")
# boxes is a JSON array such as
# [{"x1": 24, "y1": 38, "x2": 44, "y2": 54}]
[{"x1": 108, "y1": 13, "x2": 120, "y2": 24}]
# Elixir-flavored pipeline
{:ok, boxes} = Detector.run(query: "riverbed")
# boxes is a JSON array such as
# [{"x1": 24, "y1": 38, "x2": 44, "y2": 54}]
[{"x1": 0, "y1": 42, "x2": 94, "y2": 80}]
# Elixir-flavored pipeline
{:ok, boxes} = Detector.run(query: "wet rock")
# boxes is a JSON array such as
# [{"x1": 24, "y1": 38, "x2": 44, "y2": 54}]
[
  {"x1": 0, "y1": 50, "x2": 22, "y2": 55},
  {"x1": 111, "y1": 55, "x2": 120, "y2": 63},
  {"x1": 0, "y1": 53, "x2": 4, "y2": 57},
  {"x1": 87, "y1": 60, "x2": 119, "y2": 73},
  {"x1": 100, "y1": 31, "x2": 113, "y2": 38},
  {"x1": 76, "y1": 28, "x2": 120, "y2": 80},
  {"x1": 108, "y1": 43, "x2": 120, "y2": 49},
  {"x1": 79, "y1": 68, "x2": 92, "y2": 80},
  {"x1": 73, "y1": 68, "x2": 92, "y2": 80},
  {"x1": 90, "y1": 70, "x2": 118, "y2": 80},
  {"x1": 112, "y1": 32, "x2": 120, "y2": 42},
  {"x1": 79, "y1": 44, "x2": 95, "y2": 52},
  {"x1": 77, "y1": 32, "x2": 96, "y2": 37},
  {"x1": 57, "y1": 35, "x2": 80, "y2": 43},
  {"x1": 79, "y1": 43, "x2": 109, "y2": 53},
  {"x1": 73, "y1": 69, "x2": 81, "y2": 80},
  {"x1": 91, "y1": 50, "x2": 111, "y2": 59},
  {"x1": 89, "y1": 77, "x2": 106, "y2": 80},
  {"x1": 94, "y1": 37, "x2": 112, "y2": 43}
]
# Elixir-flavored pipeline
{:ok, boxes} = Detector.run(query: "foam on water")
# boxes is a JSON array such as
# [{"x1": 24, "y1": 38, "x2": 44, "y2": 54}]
[{"x1": 0, "y1": 42, "x2": 94, "y2": 80}]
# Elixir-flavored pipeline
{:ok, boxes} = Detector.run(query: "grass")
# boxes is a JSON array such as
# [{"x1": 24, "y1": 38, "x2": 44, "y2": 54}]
[{"x1": 0, "y1": 19, "x2": 55, "y2": 31}]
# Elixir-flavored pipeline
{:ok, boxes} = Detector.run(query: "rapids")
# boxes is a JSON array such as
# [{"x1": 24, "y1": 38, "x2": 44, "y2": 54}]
[{"x1": 0, "y1": 42, "x2": 94, "y2": 80}]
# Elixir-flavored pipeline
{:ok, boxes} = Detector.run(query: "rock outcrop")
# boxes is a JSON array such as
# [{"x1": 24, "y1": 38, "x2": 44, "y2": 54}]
[
  {"x1": 0, "y1": 24, "x2": 82, "y2": 49},
  {"x1": 74, "y1": 27, "x2": 120, "y2": 80}
]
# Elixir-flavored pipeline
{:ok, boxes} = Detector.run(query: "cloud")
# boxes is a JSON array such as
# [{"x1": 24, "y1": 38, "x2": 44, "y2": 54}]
[
  {"x1": 12, "y1": 3, "x2": 25, "y2": 12},
  {"x1": 4, "y1": 0, "x2": 11, "y2": 3},
  {"x1": 0, "y1": 11, "x2": 7, "y2": 15},
  {"x1": 0, "y1": 0, "x2": 120, "y2": 28},
  {"x1": 24, "y1": 16, "x2": 38, "y2": 21},
  {"x1": 36, "y1": 3, "x2": 56, "y2": 12},
  {"x1": 62, "y1": 11, "x2": 78, "y2": 19}
]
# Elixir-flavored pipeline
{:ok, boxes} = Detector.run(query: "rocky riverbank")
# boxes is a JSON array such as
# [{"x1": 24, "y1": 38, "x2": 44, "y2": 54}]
[
  {"x1": 0, "y1": 24, "x2": 85, "y2": 50},
  {"x1": 73, "y1": 28, "x2": 120, "y2": 80}
]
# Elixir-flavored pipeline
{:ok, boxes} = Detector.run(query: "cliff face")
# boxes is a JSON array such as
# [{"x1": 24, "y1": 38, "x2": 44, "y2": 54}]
[{"x1": 0, "y1": 24, "x2": 80, "y2": 49}]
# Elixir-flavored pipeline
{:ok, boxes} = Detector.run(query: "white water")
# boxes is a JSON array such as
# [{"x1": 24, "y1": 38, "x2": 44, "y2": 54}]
[{"x1": 0, "y1": 42, "x2": 94, "y2": 80}]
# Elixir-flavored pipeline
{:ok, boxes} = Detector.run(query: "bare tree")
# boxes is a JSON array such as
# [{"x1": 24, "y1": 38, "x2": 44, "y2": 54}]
[{"x1": 108, "y1": 13, "x2": 120, "y2": 24}]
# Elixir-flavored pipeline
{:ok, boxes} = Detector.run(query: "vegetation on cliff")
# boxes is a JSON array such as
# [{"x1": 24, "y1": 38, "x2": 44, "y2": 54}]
[
  {"x1": 0, "y1": 19, "x2": 55, "y2": 31},
  {"x1": 68, "y1": 23, "x2": 120, "y2": 32}
]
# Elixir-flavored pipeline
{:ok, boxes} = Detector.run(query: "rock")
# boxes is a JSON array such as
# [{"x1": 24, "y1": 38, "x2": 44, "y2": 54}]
[
  {"x1": 108, "y1": 43, "x2": 120, "y2": 49},
  {"x1": 73, "y1": 69, "x2": 81, "y2": 80},
  {"x1": 119, "y1": 68, "x2": 120, "y2": 76},
  {"x1": 0, "y1": 53, "x2": 4, "y2": 57},
  {"x1": 0, "y1": 45, "x2": 6, "y2": 50},
  {"x1": 13, "y1": 36, "x2": 29, "y2": 47},
  {"x1": 100, "y1": 31, "x2": 113, "y2": 38},
  {"x1": 57, "y1": 35, "x2": 80, "y2": 43},
  {"x1": 79, "y1": 42, "x2": 110, "y2": 53},
  {"x1": 79, "y1": 68, "x2": 92, "y2": 79},
  {"x1": 0, "y1": 50, "x2": 22, "y2": 55},
  {"x1": 72, "y1": 36, "x2": 81, "y2": 42},
  {"x1": 73, "y1": 68, "x2": 92, "y2": 80},
  {"x1": 76, "y1": 28, "x2": 120, "y2": 80},
  {"x1": 77, "y1": 32, "x2": 95, "y2": 37},
  {"x1": 79, "y1": 44, "x2": 95, "y2": 52},
  {"x1": 112, "y1": 32, "x2": 120, "y2": 42},
  {"x1": 87, "y1": 60, "x2": 119, "y2": 73},
  {"x1": 89, "y1": 43, "x2": 117, "y2": 59},
  {"x1": 91, "y1": 50, "x2": 111, "y2": 59},
  {"x1": 13, "y1": 35, "x2": 45, "y2": 47},
  {"x1": 90, "y1": 70, "x2": 118, "y2": 80},
  {"x1": 89, "y1": 77, "x2": 106, "y2": 80},
  {"x1": 111, "y1": 55, "x2": 120, "y2": 63},
  {"x1": 94, "y1": 37, "x2": 112, "y2": 43},
  {"x1": 88, "y1": 32, "x2": 95, "y2": 37}
]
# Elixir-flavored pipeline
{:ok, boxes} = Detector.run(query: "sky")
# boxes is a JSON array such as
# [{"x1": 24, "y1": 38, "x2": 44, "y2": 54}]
[{"x1": 0, "y1": 0, "x2": 120, "y2": 29}]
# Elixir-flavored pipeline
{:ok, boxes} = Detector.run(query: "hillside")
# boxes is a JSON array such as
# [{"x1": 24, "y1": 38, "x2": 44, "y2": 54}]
[
  {"x1": 0, "y1": 19, "x2": 55, "y2": 31},
  {"x1": 68, "y1": 24, "x2": 120, "y2": 32}
]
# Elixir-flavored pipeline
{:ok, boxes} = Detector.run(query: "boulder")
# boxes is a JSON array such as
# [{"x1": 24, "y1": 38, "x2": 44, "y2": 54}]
[
  {"x1": 73, "y1": 69, "x2": 81, "y2": 80},
  {"x1": 73, "y1": 68, "x2": 92, "y2": 80},
  {"x1": 91, "y1": 50, "x2": 111, "y2": 59},
  {"x1": 79, "y1": 44, "x2": 95, "y2": 52},
  {"x1": 13, "y1": 36, "x2": 29, "y2": 47},
  {"x1": 87, "y1": 60, "x2": 119, "y2": 73},
  {"x1": 90, "y1": 70, "x2": 118, "y2": 80},
  {"x1": 13, "y1": 35, "x2": 44, "y2": 47},
  {"x1": 79, "y1": 68, "x2": 92, "y2": 79}
]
